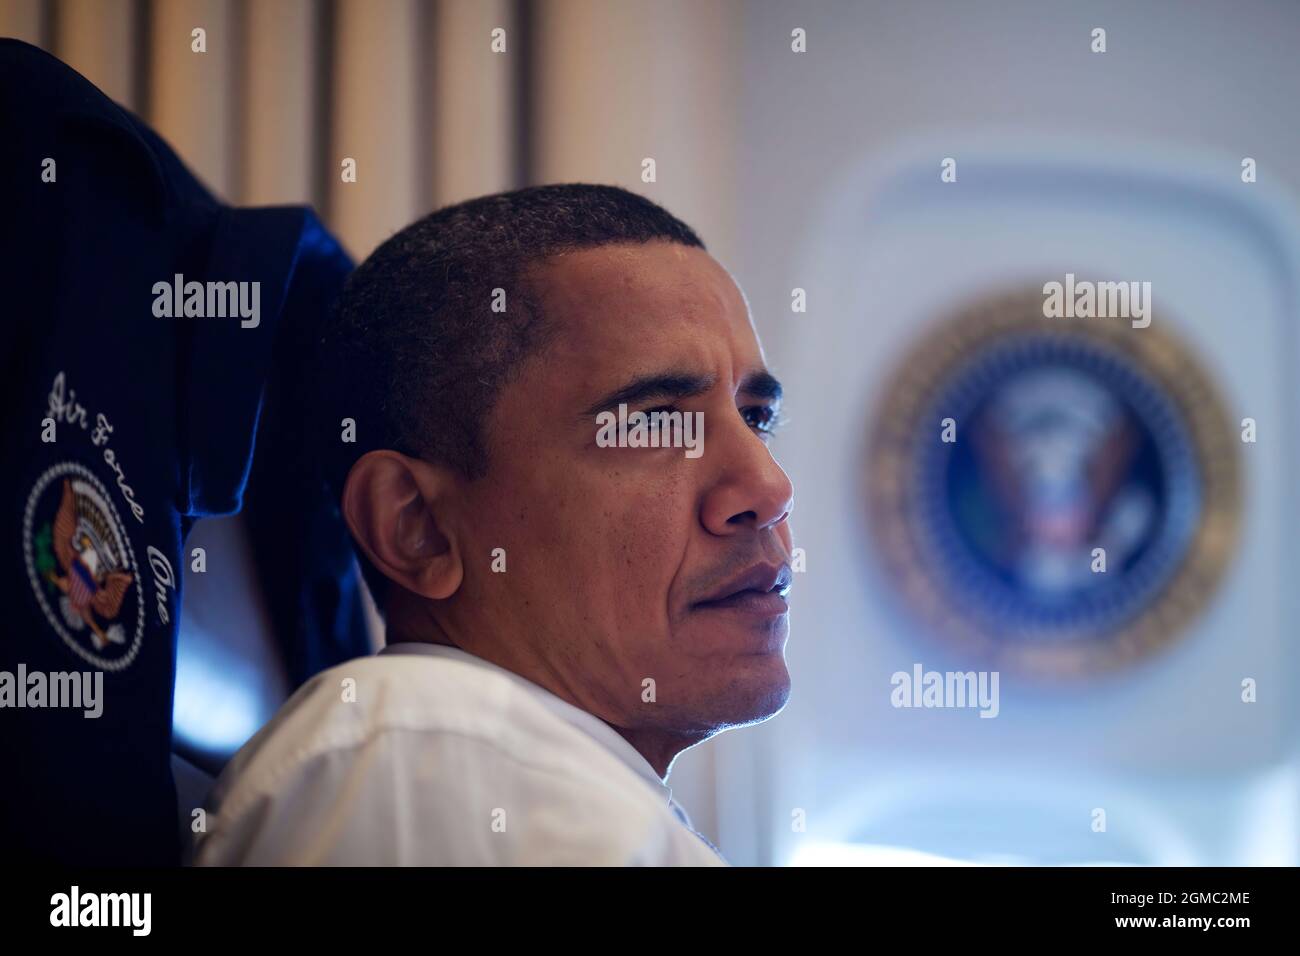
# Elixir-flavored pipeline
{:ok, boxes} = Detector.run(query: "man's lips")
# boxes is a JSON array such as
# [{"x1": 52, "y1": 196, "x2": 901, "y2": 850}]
[
  {"x1": 693, "y1": 563, "x2": 792, "y2": 615},
  {"x1": 694, "y1": 589, "x2": 789, "y2": 614}
]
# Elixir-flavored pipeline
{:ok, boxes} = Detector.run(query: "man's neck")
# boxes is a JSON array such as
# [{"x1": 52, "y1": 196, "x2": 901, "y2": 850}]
[{"x1": 614, "y1": 726, "x2": 705, "y2": 780}]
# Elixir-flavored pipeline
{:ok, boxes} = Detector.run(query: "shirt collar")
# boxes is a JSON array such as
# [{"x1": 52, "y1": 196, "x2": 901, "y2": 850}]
[{"x1": 378, "y1": 641, "x2": 675, "y2": 806}]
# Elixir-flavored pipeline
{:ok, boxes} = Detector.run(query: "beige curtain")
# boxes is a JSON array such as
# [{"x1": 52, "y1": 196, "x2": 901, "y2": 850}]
[
  {"x1": 1, "y1": 0, "x2": 751, "y2": 858},
  {"x1": 2, "y1": 0, "x2": 522, "y2": 259},
  {"x1": 1, "y1": 0, "x2": 738, "y2": 260}
]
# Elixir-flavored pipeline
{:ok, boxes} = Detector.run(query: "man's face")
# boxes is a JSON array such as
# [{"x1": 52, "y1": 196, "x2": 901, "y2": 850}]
[{"x1": 450, "y1": 241, "x2": 794, "y2": 743}]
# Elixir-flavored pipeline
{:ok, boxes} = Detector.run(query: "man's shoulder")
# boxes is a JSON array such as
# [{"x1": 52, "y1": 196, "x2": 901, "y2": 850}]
[
  {"x1": 221, "y1": 651, "x2": 557, "y2": 779},
  {"x1": 193, "y1": 652, "x2": 709, "y2": 864},
  {"x1": 203, "y1": 650, "x2": 637, "y2": 820}
]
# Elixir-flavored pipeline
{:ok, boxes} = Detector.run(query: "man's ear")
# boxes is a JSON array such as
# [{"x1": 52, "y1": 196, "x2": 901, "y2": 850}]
[{"x1": 340, "y1": 450, "x2": 464, "y2": 601}]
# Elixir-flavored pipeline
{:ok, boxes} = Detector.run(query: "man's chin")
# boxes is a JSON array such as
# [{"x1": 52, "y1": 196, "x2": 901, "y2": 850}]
[
  {"x1": 685, "y1": 608, "x2": 789, "y2": 656},
  {"x1": 672, "y1": 616, "x2": 791, "y2": 722},
  {"x1": 719, "y1": 652, "x2": 792, "y2": 726}
]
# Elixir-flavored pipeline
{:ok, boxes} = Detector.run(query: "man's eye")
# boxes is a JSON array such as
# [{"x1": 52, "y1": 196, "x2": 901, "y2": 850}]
[{"x1": 742, "y1": 405, "x2": 780, "y2": 435}]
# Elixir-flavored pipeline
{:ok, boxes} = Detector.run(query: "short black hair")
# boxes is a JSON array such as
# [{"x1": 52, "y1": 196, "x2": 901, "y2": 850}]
[{"x1": 308, "y1": 183, "x2": 706, "y2": 610}]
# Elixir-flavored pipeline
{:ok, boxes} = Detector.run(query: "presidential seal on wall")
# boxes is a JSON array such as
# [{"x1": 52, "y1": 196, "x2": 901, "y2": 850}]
[{"x1": 865, "y1": 287, "x2": 1240, "y2": 677}]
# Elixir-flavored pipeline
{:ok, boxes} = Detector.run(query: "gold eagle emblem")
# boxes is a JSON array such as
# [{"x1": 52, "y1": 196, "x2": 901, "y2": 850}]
[{"x1": 45, "y1": 478, "x2": 132, "y2": 649}]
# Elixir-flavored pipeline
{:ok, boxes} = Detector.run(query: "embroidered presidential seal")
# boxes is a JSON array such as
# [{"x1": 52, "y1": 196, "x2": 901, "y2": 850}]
[
  {"x1": 23, "y1": 461, "x2": 146, "y2": 671},
  {"x1": 865, "y1": 287, "x2": 1240, "y2": 677}
]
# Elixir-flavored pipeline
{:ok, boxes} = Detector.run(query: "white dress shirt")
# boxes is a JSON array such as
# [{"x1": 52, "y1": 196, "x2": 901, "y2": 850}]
[{"x1": 193, "y1": 641, "x2": 728, "y2": 866}]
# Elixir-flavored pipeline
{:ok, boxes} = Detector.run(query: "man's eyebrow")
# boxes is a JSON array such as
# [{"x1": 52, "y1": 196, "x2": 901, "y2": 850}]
[
  {"x1": 581, "y1": 371, "x2": 717, "y2": 417},
  {"x1": 739, "y1": 369, "x2": 783, "y2": 403}
]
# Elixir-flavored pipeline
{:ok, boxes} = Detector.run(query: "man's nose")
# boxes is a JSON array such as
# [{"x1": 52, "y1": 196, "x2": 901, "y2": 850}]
[{"x1": 699, "y1": 417, "x2": 794, "y2": 536}]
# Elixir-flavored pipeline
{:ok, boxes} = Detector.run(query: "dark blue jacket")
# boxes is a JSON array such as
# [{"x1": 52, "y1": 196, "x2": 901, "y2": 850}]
[{"x1": 0, "y1": 39, "x2": 371, "y2": 865}]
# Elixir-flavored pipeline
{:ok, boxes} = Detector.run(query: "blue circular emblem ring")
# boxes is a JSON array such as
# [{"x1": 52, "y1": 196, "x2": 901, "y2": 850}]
[{"x1": 866, "y1": 288, "x2": 1240, "y2": 677}]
